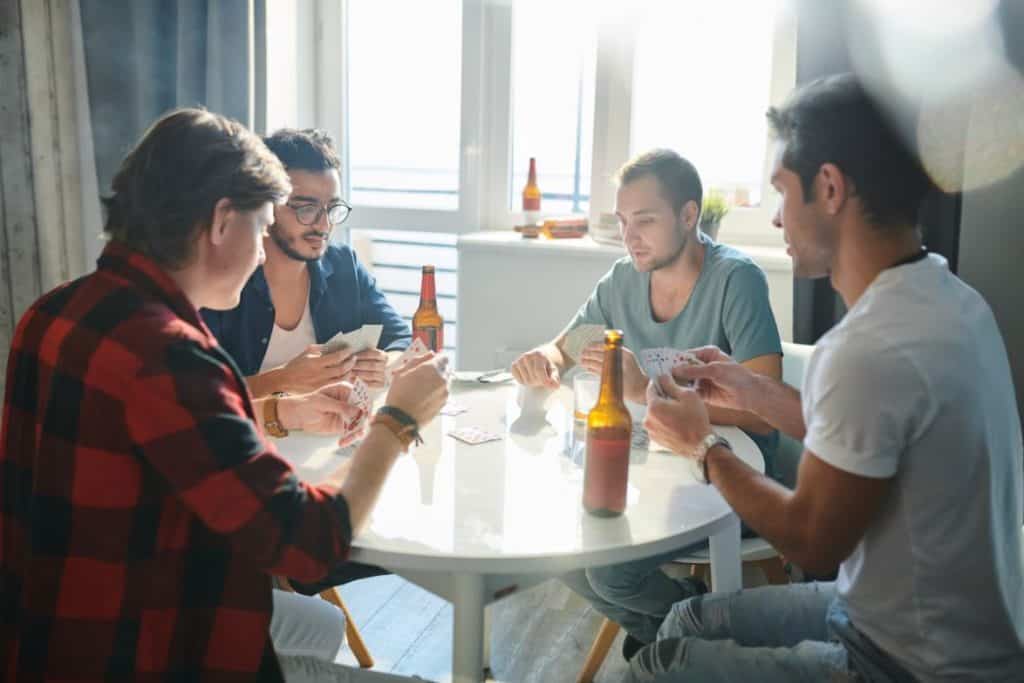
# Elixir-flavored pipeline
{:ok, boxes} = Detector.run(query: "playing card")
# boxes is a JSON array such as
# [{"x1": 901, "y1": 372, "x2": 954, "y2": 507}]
[
  {"x1": 640, "y1": 348, "x2": 704, "y2": 396},
  {"x1": 324, "y1": 324, "x2": 384, "y2": 355},
  {"x1": 561, "y1": 324, "x2": 606, "y2": 363},
  {"x1": 386, "y1": 337, "x2": 432, "y2": 381},
  {"x1": 447, "y1": 426, "x2": 502, "y2": 445},
  {"x1": 348, "y1": 378, "x2": 371, "y2": 411},
  {"x1": 440, "y1": 401, "x2": 469, "y2": 416}
]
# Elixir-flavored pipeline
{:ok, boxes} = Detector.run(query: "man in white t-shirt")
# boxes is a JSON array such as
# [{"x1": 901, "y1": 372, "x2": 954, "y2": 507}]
[{"x1": 634, "y1": 73, "x2": 1024, "y2": 681}]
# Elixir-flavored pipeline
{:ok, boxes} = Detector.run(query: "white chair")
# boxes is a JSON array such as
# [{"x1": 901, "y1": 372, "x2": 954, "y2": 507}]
[{"x1": 576, "y1": 342, "x2": 816, "y2": 683}]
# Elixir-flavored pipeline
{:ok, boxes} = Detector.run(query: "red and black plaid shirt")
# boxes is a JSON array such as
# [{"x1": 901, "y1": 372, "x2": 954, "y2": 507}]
[{"x1": 1, "y1": 244, "x2": 352, "y2": 681}]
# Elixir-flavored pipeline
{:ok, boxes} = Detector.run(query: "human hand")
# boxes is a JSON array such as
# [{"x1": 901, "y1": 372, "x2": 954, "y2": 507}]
[
  {"x1": 349, "y1": 347, "x2": 388, "y2": 388},
  {"x1": 511, "y1": 349, "x2": 560, "y2": 389},
  {"x1": 276, "y1": 383, "x2": 367, "y2": 445},
  {"x1": 384, "y1": 353, "x2": 450, "y2": 426},
  {"x1": 280, "y1": 344, "x2": 357, "y2": 395},
  {"x1": 579, "y1": 343, "x2": 648, "y2": 403},
  {"x1": 644, "y1": 375, "x2": 714, "y2": 457},
  {"x1": 670, "y1": 346, "x2": 758, "y2": 413}
]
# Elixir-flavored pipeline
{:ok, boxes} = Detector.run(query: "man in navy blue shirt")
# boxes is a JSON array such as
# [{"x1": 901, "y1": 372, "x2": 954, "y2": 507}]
[{"x1": 203, "y1": 129, "x2": 410, "y2": 399}]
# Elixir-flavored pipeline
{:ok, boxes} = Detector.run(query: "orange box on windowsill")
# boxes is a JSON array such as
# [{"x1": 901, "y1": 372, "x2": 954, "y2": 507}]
[{"x1": 540, "y1": 216, "x2": 588, "y2": 239}]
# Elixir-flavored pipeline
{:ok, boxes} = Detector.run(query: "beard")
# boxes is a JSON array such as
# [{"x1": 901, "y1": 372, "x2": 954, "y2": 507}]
[
  {"x1": 647, "y1": 221, "x2": 690, "y2": 272},
  {"x1": 269, "y1": 223, "x2": 325, "y2": 263}
]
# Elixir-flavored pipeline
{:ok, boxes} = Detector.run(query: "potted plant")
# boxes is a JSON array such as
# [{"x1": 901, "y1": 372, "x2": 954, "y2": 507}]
[{"x1": 699, "y1": 191, "x2": 730, "y2": 241}]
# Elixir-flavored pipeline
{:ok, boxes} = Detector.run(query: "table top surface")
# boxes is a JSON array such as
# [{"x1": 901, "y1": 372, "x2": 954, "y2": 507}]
[{"x1": 274, "y1": 381, "x2": 764, "y2": 574}]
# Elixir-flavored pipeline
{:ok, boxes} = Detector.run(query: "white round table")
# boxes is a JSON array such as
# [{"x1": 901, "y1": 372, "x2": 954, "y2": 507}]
[{"x1": 276, "y1": 381, "x2": 764, "y2": 683}]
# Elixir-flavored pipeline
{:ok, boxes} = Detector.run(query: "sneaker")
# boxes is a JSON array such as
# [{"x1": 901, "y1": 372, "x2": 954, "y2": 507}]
[
  {"x1": 622, "y1": 634, "x2": 646, "y2": 661},
  {"x1": 677, "y1": 575, "x2": 709, "y2": 597}
]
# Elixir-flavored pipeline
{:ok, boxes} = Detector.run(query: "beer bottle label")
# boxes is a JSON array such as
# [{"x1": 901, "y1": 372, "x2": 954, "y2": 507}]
[{"x1": 413, "y1": 326, "x2": 442, "y2": 352}]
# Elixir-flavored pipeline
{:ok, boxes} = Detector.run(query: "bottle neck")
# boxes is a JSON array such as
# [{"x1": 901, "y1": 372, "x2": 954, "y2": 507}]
[
  {"x1": 419, "y1": 271, "x2": 437, "y2": 308},
  {"x1": 597, "y1": 344, "x2": 624, "y2": 405},
  {"x1": 527, "y1": 158, "x2": 537, "y2": 185}
]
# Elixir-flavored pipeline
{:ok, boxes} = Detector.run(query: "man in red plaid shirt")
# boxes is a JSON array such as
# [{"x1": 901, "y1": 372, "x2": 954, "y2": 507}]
[{"x1": 0, "y1": 108, "x2": 449, "y2": 680}]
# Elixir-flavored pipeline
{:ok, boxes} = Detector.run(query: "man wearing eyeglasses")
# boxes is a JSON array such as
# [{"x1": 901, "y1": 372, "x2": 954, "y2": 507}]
[{"x1": 203, "y1": 129, "x2": 411, "y2": 399}]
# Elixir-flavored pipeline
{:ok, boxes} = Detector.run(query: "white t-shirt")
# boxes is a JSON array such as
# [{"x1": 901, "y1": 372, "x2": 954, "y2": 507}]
[
  {"x1": 803, "y1": 254, "x2": 1024, "y2": 681},
  {"x1": 259, "y1": 297, "x2": 316, "y2": 373}
]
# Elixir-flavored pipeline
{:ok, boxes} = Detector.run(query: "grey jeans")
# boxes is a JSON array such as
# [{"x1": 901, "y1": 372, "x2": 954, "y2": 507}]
[{"x1": 628, "y1": 582, "x2": 861, "y2": 682}]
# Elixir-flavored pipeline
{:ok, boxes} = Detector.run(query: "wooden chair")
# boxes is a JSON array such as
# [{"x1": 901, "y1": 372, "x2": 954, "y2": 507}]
[
  {"x1": 279, "y1": 577, "x2": 375, "y2": 669},
  {"x1": 576, "y1": 342, "x2": 816, "y2": 683}
]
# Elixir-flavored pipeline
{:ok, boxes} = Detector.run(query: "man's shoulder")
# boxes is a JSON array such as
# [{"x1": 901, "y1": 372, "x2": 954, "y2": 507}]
[{"x1": 707, "y1": 243, "x2": 766, "y2": 280}]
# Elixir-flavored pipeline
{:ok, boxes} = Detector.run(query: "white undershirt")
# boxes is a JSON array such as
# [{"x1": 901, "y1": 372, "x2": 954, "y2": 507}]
[{"x1": 260, "y1": 295, "x2": 316, "y2": 373}]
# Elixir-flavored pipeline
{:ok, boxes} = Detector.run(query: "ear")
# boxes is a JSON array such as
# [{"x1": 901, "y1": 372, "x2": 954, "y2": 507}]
[
  {"x1": 207, "y1": 198, "x2": 234, "y2": 247},
  {"x1": 816, "y1": 163, "x2": 849, "y2": 216},
  {"x1": 682, "y1": 199, "x2": 700, "y2": 230}
]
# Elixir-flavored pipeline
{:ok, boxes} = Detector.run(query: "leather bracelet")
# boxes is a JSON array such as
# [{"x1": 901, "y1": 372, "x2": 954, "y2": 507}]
[
  {"x1": 263, "y1": 397, "x2": 289, "y2": 438},
  {"x1": 370, "y1": 413, "x2": 420, "y2": 451}
]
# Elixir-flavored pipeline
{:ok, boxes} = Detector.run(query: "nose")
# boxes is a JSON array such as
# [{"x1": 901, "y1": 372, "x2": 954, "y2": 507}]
[{"x1": 771, "y1": 206, "x2": 782, "y2": 229}]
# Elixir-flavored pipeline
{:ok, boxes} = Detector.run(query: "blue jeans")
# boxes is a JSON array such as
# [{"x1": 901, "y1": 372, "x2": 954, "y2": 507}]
[
  {"x1": 628, "y1": 582, "x2": 861, "y2": 682},
  {"x1": 562, "y1": 547, "x2": 698, "y2": 644}
]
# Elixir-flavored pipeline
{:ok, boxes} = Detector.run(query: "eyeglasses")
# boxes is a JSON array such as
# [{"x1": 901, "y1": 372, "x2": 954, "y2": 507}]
[{"x1": 286, "y1": 200, "x2": 352, "y2": 226}]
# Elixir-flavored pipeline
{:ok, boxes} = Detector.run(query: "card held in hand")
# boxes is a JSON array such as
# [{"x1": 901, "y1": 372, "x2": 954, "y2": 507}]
[{"x1": 561, "y1": 324, "x2": 607, "y2": 363}]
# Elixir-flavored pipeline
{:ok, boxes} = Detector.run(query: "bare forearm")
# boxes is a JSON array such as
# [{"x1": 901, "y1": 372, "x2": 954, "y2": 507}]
[
  {"x1": 333, "y1": 425, "x2": 404, "y2": 534},
  {"x1": 247, "y1": 367, "x2": 289, "y2": 400},
  {"x1": 746, "y1": 374, "x2": 806, "y2": 441},
  {"x1": 708, "y1": 404, "x2": 774, "y2": 435},
  {"x1": 705, "y1": 446, "x2": 820, "y2": 571}
]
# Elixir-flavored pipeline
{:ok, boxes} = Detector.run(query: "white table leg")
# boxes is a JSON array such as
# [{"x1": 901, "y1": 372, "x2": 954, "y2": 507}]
[
  {"x1": 709, "y1": 515, "x2": 742, "y2": 593},
  {"x1": 452, "y1": 572, "x2": 487, "y2": 683}
]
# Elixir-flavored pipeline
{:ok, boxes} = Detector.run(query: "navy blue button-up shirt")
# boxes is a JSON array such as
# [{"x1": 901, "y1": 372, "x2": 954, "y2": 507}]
[{"x1": 202, "y1": 244, "x2": 411, "y2": 376}]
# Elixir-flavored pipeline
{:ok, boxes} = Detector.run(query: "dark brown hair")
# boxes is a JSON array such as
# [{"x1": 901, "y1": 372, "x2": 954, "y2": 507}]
[
  {"x1": 263, "y1": 128, "x2": 342, "y2": 172},
  {"x1": 103, "y1": 108, "x2": 291, "y2": 267},
  {"x1": 616, "y1": 149, "x2": 704, "y2": 218},
  {"x1": 767, "y1": 73, "x2": 932, "y2": 230}
]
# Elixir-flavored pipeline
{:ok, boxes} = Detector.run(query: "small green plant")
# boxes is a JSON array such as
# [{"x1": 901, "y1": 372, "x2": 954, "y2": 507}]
[{"x1": 700, "y1": 191, "x2": 730, "y2": 229}]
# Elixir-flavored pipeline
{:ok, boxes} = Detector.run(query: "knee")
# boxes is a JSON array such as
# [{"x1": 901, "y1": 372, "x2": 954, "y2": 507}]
[
  {"x1": 586, "y1": 564, "x2": 642, "y2": 600},
  {"x1": 660, "y1": 594, "x2": 709, "y2": 640},
  {"x1": 270, "y1": 590, "x2": 345, "y2": 661}
]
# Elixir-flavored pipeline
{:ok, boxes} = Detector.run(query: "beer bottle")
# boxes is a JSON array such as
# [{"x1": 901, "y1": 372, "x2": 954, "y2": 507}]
[
  {"x1": 522, "y1": 157, "x2": 541, "y2": 225},
  {"x1": 412, "y1": 265, "x2": 443, "y2": 352},
  {"x1": 583, "y1": 329, "x2": 632, "y2": 517}
]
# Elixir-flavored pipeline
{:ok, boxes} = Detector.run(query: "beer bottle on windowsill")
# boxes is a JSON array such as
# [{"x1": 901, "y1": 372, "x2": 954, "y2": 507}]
[
  {"x1": 413, "y1": 265, "x2": 443, "y2": 352},
  {"x1": 522, "y1": 157, "x2": 541, "y2": 225},
  {"x1": 583, "y1": 329, "x2": 631, "y2": 517}
]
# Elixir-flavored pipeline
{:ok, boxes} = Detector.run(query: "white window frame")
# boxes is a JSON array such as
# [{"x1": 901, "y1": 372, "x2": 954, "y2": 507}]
[{"x1": 286, "y1": 0, "x2": 796, "y2": 247}]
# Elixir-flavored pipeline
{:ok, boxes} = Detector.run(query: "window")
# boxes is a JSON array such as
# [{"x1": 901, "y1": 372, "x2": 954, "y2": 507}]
[
  {"x1": 346, "y1": 0, "x2": 463, "y2": 211},
  {"x1": 509, "y1": 0, "x2": 596, "y2": 216},
  {"x1": 631, "y1": 0, "x2": 778, "y2": 208},
  {"x1": 349, "y1": 229, "x2": 459, "y2": 356}
]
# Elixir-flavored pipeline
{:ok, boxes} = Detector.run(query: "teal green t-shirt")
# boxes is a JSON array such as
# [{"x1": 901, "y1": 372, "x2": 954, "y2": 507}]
[{"x1": 568, "y1": 240, "x2": 783, "y2": 477}]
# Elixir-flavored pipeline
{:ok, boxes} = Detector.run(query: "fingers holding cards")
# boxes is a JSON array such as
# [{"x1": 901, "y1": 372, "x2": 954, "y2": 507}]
[{"x1": 561, "y1": 324, "x2": 606, "y2": 364}]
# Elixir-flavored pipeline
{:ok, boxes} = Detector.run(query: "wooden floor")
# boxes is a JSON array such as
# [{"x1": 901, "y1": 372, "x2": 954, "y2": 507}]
[{"x1": 333, "y1": 574, "x2": 631, "y2": 683}]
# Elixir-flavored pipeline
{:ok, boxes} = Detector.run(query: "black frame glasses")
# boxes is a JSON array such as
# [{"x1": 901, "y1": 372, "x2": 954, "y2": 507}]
[{"x1": 286, "y1": 200, "x2": 352, "y2": 227}]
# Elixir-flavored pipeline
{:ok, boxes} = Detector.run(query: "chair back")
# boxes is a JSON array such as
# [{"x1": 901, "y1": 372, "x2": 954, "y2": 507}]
[{"x1": 776, "y1": 342, "x2": 815, "y2": 487}]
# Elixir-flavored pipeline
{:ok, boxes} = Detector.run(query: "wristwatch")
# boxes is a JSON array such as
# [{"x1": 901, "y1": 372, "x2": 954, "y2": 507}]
[
  {"x1": 693, "y1": 432, "x2": 731, "y2": 485},
  {"x1": 263, "y1": 396, "x2": 289, "y2": 438}
]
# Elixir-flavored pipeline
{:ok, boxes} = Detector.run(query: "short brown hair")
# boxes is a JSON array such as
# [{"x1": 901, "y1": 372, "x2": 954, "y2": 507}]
[
  {"x1": 616, "y1": 149, "x2": 704, "y2": 218},
  {"x1": 103, "y1": 108, "x2": 291, "y2": 267}
]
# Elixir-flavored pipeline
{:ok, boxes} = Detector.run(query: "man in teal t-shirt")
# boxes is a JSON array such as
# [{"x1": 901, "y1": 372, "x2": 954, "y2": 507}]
[{"x1": 512, "y1": 149, "x2": 783, "y2": 659}]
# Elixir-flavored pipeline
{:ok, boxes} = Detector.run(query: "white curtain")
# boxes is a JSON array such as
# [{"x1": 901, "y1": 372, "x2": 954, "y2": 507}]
[{"x1": 0, "y1": 0, "x2": 101, "y2": 388}]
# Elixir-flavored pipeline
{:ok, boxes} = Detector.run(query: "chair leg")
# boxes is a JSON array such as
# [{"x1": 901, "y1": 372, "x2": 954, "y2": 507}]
[
  {"x1": 576, "y1": 617, "x2": 620, "y2": 683},
  {"x1": 756, "y1": 558, "x2": 789, "y2": 585},
  {"x1": 319, "y1": 587, "x2": 375, "y2": 669}
]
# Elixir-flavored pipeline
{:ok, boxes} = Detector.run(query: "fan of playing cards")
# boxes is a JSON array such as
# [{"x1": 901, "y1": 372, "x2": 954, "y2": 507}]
[
  {"x1": 639, "y1": 347, "x2": 704, "y2": 394},
  {"x1": 323, "y1": 324, "x2": 383, "y2": 355},
  {"x1": 561, "y1": 324, "x2": 607, "y2": 364}
]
